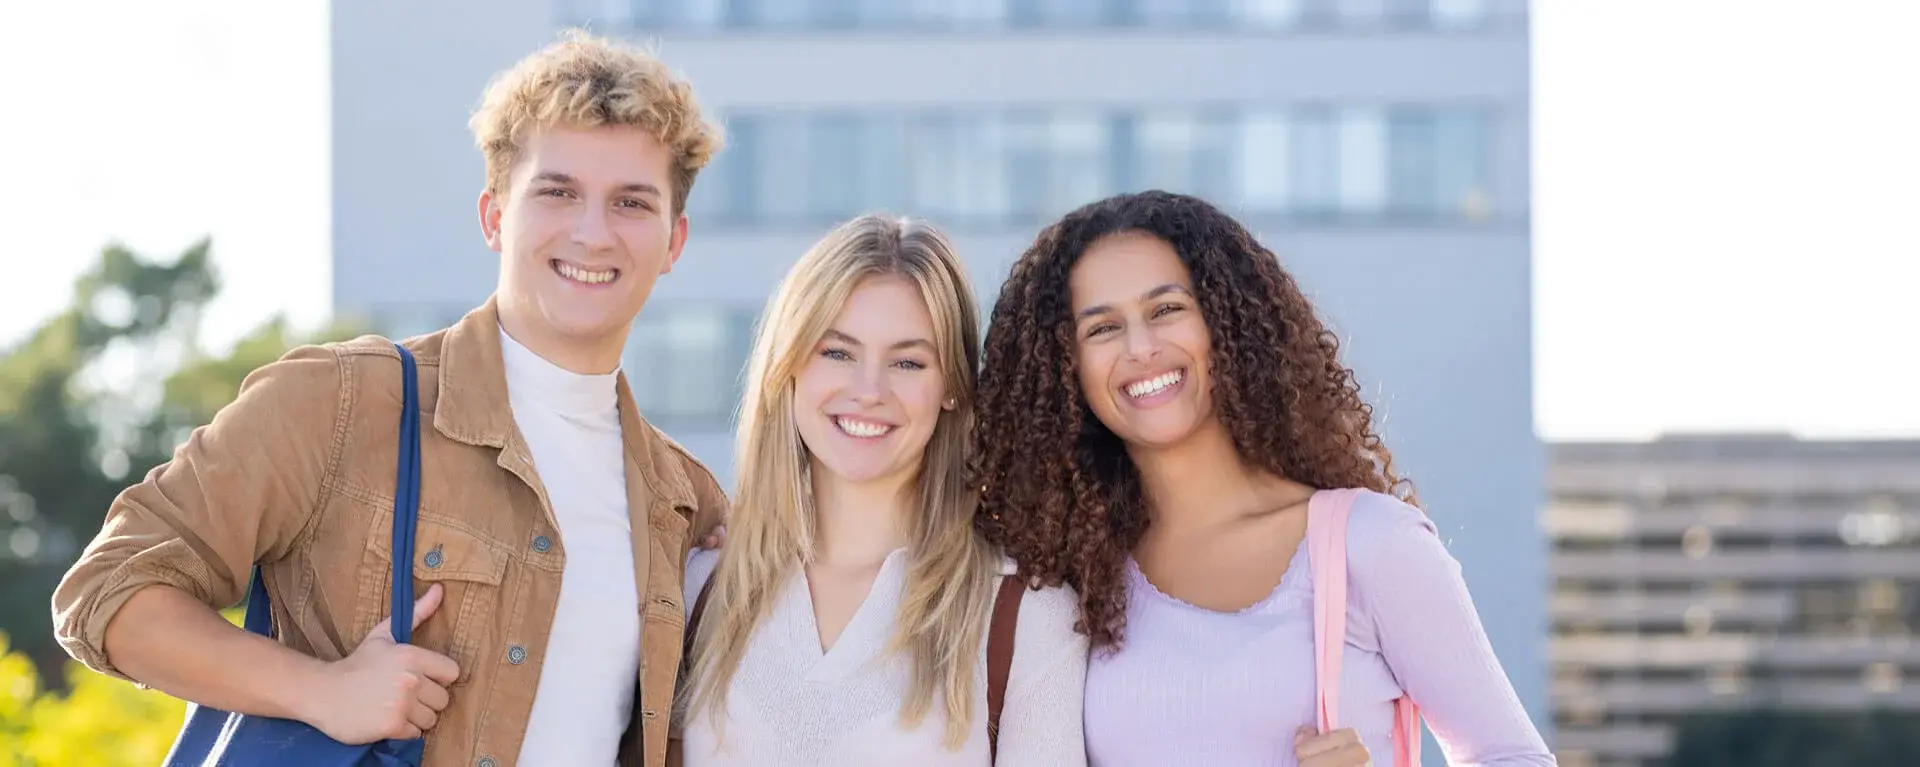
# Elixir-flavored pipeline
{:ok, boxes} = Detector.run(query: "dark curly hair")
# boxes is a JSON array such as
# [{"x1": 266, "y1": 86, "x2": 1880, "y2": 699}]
[{"x1": 969, "y1": 190, "x2": 1417, "y2": 652}]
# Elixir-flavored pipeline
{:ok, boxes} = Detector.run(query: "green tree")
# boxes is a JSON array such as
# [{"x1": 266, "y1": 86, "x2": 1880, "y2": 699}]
[{"x1": 0, "y1": 239, "x2": 359, "y2": 686}]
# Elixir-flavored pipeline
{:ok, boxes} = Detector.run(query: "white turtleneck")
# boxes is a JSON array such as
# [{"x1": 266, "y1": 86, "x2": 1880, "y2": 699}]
[{"x1": 499, "y1": 326, "x2": 640, "y2": 767}]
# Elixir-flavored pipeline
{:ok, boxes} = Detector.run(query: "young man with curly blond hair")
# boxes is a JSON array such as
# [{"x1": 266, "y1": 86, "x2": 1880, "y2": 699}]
[{"x1": 51, "y1": 31, "x2": 729, "y2": 767}]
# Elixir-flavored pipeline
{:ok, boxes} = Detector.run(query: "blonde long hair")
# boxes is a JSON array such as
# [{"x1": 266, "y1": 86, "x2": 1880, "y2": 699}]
[{"x1": 681, "y1": 214, "x2": 1001, "y2": 748}]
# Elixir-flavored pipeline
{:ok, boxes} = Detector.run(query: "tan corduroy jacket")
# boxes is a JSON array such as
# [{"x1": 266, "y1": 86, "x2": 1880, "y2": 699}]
[{"x1": 51, "y1": 298, "x2": 728, "y2": 767}]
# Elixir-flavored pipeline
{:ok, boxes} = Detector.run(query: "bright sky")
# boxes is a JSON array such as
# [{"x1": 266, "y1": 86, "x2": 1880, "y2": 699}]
[
  {"x1": 0, "y1": 1, "x2": 1913, "y2": 442},
  {"x1": 0, "y1": 0, "x2": 333, "y2": 353}
]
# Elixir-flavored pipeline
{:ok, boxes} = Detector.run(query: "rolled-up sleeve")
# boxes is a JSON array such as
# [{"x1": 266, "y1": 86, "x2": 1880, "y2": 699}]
[{"x1": 49, "y1": 344, "x2": 347, "y2": 680}]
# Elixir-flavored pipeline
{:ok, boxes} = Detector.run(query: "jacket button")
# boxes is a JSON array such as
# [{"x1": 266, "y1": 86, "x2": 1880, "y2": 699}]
[
  {"x1": 423, "y1": 546, "x2": 444, "y2": 569},
  {"x1": 507, "y1": 644, "x2": 527, "y2": 665},
  {"x1": 477, "y1": 758, "x2": 496, "y2": 767},
  {"x1": 531, "y1": 535, "x2": 552, "y2": 553}
]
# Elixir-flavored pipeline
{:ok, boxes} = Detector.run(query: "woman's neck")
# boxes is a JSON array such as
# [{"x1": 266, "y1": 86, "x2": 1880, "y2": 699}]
[
  {"x1": 809, "y1": 462, "x2": 912, "y2": 569},
  {"x1": 1128, "y1": 421, "x2": 1299, "y2": 533}
]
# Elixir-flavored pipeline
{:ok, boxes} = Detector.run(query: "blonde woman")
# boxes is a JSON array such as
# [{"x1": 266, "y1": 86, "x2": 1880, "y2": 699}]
[{"x1": 670, "y1": 215, "x2": 1088, "y2": 766}]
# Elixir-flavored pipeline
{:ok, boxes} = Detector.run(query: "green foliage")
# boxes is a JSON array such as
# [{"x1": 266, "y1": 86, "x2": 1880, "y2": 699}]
[
  {"x1": 0, "y1": 629, "x2": 186, "y2": 766},
  {"x1": 1, "y1": 239, "x2": 358, "y2": 716}
]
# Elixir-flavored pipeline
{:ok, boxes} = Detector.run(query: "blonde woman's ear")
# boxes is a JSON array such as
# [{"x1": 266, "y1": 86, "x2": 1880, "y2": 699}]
[{"x1": 943, "y1": 397, "x2": 957, "y2": 410}]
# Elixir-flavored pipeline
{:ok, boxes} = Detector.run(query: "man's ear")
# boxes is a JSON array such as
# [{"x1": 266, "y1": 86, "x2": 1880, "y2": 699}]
[
  {"x1": 662, "y1": 212, "x2": 690, "y2": 274},
  {"x1": 478, "y1": 189, "x2": 504, "y2": 252}
]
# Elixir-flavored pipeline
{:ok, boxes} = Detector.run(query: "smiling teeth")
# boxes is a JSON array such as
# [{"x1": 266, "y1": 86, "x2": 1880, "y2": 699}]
[
  {"x1": 1125, "y1": 370, "x2": 1182, "y2": 399},
  {"x1": 836, "y1": 417, "x2": 892, "y2": 438},
  {"x1": 556, "y1": 262, "x2": 616, "y2": 284}
]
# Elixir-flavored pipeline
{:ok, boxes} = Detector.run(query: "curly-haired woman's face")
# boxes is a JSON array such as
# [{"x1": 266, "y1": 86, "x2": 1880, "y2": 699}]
[
  {"x1": 793, "y1": 274, "x2": 952, "y2": 487},
  {"x1": 1068, "y1": 232, "x2": 1217, "y2": 450}
]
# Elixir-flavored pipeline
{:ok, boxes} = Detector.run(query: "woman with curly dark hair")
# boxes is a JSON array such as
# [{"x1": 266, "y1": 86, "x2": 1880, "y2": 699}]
[{"x1": 970, "y1": 191, "x2": 1555, "y2": 767}]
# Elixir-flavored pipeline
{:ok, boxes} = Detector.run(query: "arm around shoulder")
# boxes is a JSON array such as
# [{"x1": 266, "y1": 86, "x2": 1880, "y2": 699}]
[
  {"x1": 686, "y1": 456, "x2": 731, "y2": 544},
  {"x1": 50, "y1": 343, "x2": 347, "y2": 685},
  {"x1": 660, "y1": 432, "x2": 730, "y2": 546},
  {"x1": 995, "y1": 581, "x2": 1090, "y2": 767}
]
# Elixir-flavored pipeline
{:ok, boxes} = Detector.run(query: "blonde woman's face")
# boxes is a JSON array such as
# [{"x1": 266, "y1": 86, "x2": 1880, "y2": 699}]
[{"x1": 793, "y1": 274, "x2": 953, "y2": 487}]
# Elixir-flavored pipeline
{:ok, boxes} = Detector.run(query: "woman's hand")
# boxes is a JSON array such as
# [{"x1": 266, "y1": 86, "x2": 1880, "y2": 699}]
[{"x1": 1295, "y1": 725, "x2": 1371, "y2": 767}]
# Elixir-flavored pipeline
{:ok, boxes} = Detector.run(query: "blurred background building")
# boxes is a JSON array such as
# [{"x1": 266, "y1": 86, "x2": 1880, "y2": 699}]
[
  {"x1": 13, "y1": 1, "x2": 1920, "y2": 764},
  {"x1": 328, "y1": 0, "x2": 1547, "y2": 757},
  {"x1": 1547, "y1": 433, "x2": 1920, "y2": 766}
]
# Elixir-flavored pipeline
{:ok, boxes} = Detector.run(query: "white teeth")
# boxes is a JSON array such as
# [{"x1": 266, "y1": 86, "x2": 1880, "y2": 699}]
[
  {"x1": 834, "y1": 416, "x2": 892, "y2": 438},
  {"x1": 555, "y1": 262, "x2": 616, "y2": 285},
  {"x1": 1124, "y1": 370, "x2": 1183, "y2": 399}
]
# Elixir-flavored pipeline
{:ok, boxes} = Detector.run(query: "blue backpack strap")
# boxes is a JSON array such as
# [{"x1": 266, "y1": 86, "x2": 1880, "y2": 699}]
[
  {"x1": 241, "y1": 570, "x2": 274, "y2": 636},
  {"x1": 163, "y1": 342, "x2": 431, "y2": 767},
  {"x1": 387, "y1": 343, "x2": 422, "y2": 644},
  {"x1": 236, "y1": 344, "x2": 422, "y2": 644}
]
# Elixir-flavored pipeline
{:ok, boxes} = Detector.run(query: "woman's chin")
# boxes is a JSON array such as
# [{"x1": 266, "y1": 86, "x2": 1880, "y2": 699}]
[{"x1": 1108, "y1": 408, "x2": 1221, "y2": 452}]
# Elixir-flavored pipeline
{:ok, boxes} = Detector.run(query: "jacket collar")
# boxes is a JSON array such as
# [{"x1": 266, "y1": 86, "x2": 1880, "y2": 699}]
[{"x1": 432, "y1": 296, "x2": 696, "y2": 511}]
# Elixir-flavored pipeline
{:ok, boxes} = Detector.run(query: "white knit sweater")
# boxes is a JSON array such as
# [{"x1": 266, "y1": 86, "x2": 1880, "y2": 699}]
[{"x1": 672, "y1": 548, "x2": 1089, "y2": 766}]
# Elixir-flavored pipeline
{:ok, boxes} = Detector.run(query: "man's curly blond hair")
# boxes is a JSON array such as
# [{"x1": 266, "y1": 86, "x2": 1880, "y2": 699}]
[{"x1": 470, "y1": 29, "x2": 723, "y2": 216}]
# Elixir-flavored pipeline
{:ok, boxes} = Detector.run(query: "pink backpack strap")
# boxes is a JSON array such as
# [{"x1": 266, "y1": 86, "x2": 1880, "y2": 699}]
[{"x1": 1307, "y1": 488, "x2": 1423, "y2": 767}]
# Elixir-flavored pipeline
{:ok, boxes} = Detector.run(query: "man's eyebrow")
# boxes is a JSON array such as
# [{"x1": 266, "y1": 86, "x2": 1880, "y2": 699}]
[{"x1": 530, "y1": 171, "x2": 662, "y2": 197}]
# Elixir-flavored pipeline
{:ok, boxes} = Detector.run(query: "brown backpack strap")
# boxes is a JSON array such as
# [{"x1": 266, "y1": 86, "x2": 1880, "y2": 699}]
[
  {"x1": 685, "y1": 576, "x2": 716, "y2": 659},
  {"x1": 986, "y1": 573, "x2": 1025, "y2": 762}
]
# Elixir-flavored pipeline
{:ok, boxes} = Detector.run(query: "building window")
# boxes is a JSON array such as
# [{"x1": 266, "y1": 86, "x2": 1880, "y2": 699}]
[
  {"x1": 807, "y1": 111, "x2": 869, "y2": 221},
  {"x1": 569, "y1": 0, "x2": 1492, "y2": 30},
  {"x1": 1427, "y1": 0, "x2": 1491, "y2": 29},
  {"x1": 709, "y1": 104, "x2": 1496, "y2": 229},
  {"x1": 1007, "y1": 0, "x2": 1110, "y2": 27},
  {"x1": 908, "y1": 113, "x2": 1012, "y2": 227},
  {"x1": 1235, "y1": 110, "x2": 1292, "y2": 215},
  {"x1": 629, "y1": 0, "x2": 726, "y2": 30},
  {"x1": 1866, "y1": 661, "x2": 1903, "y2": 694},
  {"x1": 1433, "y1": 109, "x2": 1493, "y2": 219},
  {"x1": 1387, "y1": 107, "x2": 1439, "y2": 215},
  {"x1": 847, "y1": 114, "x2": 911, "y2": 218},
  {"x1": 1004, "y1": 112, "x2": 1116, "y2": 224},
  {"x1": 690, "y1": 115, "x2": 750, "y2": 223},
  {"x1": 562, "y1": 0, "x2": 633, "y2": 28},
  {"x1": 1288, "y1": 106, "x2": 1341, "y2": 217},
  {"x1": 1136, "y1": 0, "x2": 1234, "y2": 27},
  {"x1": 374, "y1": 306, "x2": 466, "y2": 340},
  {"x1": 1333, "y1": 0, "x2": 1387, "y2": 26},
  {"x1": 1336, "y1": 107, "x2": 1388, "y2": 216},
  {"x1": 624, "y1": 305, "x2": 756, "y2": 427},
  {"x1": 1236, "y1": 0, "x2": 1306, "y2": 27},
  {"x1": 750, "y1": 113, "x2": 812, "y2": 224},
  {"x1": 1131, "y1": 111, "x2": 1237, "y2": 204}
]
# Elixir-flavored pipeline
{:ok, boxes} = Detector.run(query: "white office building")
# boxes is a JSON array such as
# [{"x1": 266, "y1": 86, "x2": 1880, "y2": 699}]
[{"x1": 328, "y1": 2, "x2": 1547, "y2": 757}]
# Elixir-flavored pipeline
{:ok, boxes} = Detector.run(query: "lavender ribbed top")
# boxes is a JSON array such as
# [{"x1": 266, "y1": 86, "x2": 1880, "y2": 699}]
[{"x1": 1083, "y1": 490, "x2": 1557, "y2": 766}]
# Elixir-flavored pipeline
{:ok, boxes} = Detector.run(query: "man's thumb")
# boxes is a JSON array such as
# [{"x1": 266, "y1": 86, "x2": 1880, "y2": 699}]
[
  {"x1": 410, "y1": 583, "x2": 445, "y2": 629},
  {"x1": 364, "y1": 583, "x2": 445, "y2": 642}
]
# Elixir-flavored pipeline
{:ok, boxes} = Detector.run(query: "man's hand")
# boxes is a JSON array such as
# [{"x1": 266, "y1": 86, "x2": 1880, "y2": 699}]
[
  {"x1": 305, "y1": 583, "x2": 461, "y2": 743},
  {"x1": 698, "y1": 524, "x2": 727, "y2": 550},
  {"x1": 1295, "y1": 725, "x2": 1371, "y2": 767}
]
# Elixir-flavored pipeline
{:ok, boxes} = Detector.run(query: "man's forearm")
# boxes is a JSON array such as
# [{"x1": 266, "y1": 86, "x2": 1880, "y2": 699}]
[{"x1": 103, "y1": 584, "x2": 329, "y2": 722}]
